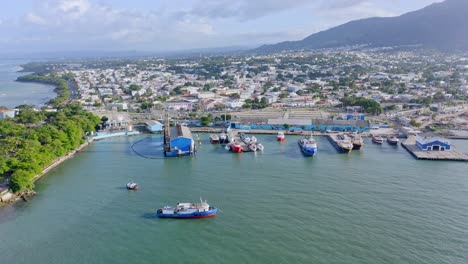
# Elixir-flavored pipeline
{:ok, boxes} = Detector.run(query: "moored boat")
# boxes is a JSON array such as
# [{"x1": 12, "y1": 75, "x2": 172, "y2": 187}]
[
  {"x1": 387, "y1": 135, "x2": 399, "y2": 145},
  {"x1": 328, "y1": 134, "x2": 353, "y2": 153},
  {"x1": 277, "y1": 132, "x2": 285, "y2": 141},
  {"x1": 210, "y1": 134, "x2": 220, "y2": 144},
  {"x1": 256, "y1": 143, "x2": 264, "y2": 151},
  {"x1": 372, "y1": 135, "x2": 384, "y2": 144},
  {"x1": 298, "y1": 135, "x2": 318, "y2": 156},
  {"x1": 126, "y1": 182, "x2": 138, "y2": 190},
  {"x1": 219, "y1": 133, "x2": 229, "y2": 144},
  {"x1": 348, "y1": 133, "x2": 364, "y2": 150},
  {"x1": 248, "y1": 144, "x2": 257, "y2": 152},
  {"x1": 156, "y1": 200, "x2": 218, "y2": 219},
  {"x1": 230, "y1": 141, "x2": 243, "y2": 153}
]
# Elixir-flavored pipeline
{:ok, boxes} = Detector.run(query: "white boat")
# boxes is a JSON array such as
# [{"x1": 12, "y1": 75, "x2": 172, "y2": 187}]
[
  {"x1": 249, "y1": 144, "x2": 257, "y2": 152},
  {"x1": 256, "y1": 143, "x2": 264, "y2": 151}
]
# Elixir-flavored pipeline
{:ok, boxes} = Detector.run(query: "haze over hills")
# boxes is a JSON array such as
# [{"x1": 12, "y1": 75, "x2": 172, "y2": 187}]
[{"x1": 256, "y1": 0, "x2": 468, "y2": 53}]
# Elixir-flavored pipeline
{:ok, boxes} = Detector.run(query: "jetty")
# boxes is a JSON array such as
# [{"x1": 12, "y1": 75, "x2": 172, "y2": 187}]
[{"x1": 401, "y1": 136, "x2": 468, "y2": 162}]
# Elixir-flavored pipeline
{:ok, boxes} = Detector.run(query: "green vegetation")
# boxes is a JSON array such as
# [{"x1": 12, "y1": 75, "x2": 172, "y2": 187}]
[
  {"x1": 0, "y1": 103, "x2": 101, "y2": 193},
  {"x1": 17, "y1": 73, "x2": 72, "y2": 106},
  {"x1": 243, "y1": 98, "x2": 269, "y2": 109},
  {"x1": 340, "y1": 96, "x2": 382, "y2": 114}
]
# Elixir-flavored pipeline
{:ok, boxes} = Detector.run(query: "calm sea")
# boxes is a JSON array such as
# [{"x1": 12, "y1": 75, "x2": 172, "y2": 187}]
[
  {"x1": 0, "y1": 60, "x2": 55, "y2": 108},
  {"x1": 0, "y1": 135, "x2": 467, "y2": 264}
]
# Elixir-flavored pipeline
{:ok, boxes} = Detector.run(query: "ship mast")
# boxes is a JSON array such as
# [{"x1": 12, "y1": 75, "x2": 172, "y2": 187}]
[{"x1": 164, "y1": 110, "x2": 171, "y2": 155}]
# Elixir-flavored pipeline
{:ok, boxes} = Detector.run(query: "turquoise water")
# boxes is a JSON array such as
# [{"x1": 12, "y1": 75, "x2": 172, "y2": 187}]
[
  {"x1": 0, "y1": 60, "x2": 55, "y2": 108},
  {"x1": 0, "y1": 135, "x2": 467, "y2": 264}
]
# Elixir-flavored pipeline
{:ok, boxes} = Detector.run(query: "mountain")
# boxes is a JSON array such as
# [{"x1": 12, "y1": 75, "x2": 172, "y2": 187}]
[{"x1": 255, "y1": 0, "x2": 468, "y2": 53}]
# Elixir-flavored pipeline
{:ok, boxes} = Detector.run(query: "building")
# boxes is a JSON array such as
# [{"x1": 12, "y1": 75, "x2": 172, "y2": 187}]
[
  {"x1": 416, "y1": 135, "x2": 451, "y2": 151},
  {"x1": 346, "y1": 113, "x2": 365, "y2": 121},
  {"x1": 145, "y1": 120, "x2": 163, "y2": 133},
  {"x1": 164, "y1": 124, "x2": 195, "y2": 157},
  {"x1": 0, "y1": 109, "x2": 15, "y2": 120}
]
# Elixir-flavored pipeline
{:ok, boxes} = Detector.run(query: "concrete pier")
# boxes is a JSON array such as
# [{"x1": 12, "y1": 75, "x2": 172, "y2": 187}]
[{"x1": 401, "y1": 136, "x2": 468, "y2": 162}]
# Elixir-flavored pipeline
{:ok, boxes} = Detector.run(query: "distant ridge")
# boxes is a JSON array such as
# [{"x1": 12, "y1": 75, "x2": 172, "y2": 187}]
[{"x1": 255, "y1": 0, "x2": 468, "y2": 53}]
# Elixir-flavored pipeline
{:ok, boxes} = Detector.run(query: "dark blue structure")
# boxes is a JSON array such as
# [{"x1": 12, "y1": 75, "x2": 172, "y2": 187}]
[{"x1": 416, "y1": 135, "x2": 451, "y2": 151}]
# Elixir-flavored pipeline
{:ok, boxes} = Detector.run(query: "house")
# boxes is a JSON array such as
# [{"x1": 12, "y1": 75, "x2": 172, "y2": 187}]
[
  {"x1": 416, "y1": 135, "x2": 451, "y2": 151},
  {"x1": 0, "y1": 109, "x2": 15, "y2": 119}
]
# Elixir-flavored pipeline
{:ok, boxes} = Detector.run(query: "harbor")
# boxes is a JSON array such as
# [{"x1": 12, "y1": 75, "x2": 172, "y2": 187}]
[{"x1": 1, "y1": 134, "x2": 468, "y2": 264}]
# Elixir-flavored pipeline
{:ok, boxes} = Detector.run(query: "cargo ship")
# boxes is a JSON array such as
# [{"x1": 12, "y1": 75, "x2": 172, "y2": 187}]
[
  {"x1": 156, "y1": 200, "x2": 218, "y2": 219},
  {"x1": 328, "y1": 133, "x2": 353, "y2": 153}
]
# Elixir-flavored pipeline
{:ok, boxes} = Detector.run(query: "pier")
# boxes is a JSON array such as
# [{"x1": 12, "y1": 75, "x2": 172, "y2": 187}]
[{"x1": 401, "y1": 136, "x2": 468, "y2": 162}]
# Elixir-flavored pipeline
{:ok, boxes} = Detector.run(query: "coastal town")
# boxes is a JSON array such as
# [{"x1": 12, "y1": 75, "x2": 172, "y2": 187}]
[{"x1": 9, "y1": 48, "x2": 467, "y2": 136}]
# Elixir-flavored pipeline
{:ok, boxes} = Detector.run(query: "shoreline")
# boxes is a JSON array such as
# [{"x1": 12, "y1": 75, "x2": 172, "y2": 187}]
[
  {"x1": 0, "y1": 132, "x2": 143, "y2": 206},
  {"x1": 0, "y1": 139, "x2": 94, "y2": 205}
]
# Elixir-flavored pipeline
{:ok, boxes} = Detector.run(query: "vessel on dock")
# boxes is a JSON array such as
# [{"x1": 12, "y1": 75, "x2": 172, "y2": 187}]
[
  {"x1": 372, "y1": 135, "x2": 384, "y2": 144},
  {"x1": 163, "y1": 112, "x2": 195, "y2": 157},
  {"x1": 156, "y1": 200, "x2": 218, "y2": 219},
  {"x1": 328, "y1": 133, "x2": 353, "y2": 153},
  {"x1": 210, "y1": 134, "x2": 220, "y2": 144},
  {"x1": 348, "y1": 133, "x2": 364, "y2": 150},
  {"x1": 387, "y1": 136, "x2": 399, "y2": 145},
  {"x1": 298, "y1": 135, "x2": 318, "y2": 156},
  {"x1": 277, "y1": 132, "x2": 285, "y2": 141}
]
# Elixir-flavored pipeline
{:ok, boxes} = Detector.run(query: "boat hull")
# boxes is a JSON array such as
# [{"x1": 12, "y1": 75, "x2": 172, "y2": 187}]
[
  {"x1": 231, "y1": 145, "x2": 243, "y2": 153},
  {"x1": 300, "y1": 147, "x2": 318, "y2": 156},
  {"x1": 157, "y1": 208, "x2": 218, "y2": 219},
  {"x1": 372, "y1": 139, "x2": 383, "y2": 144},
  {"x1": 352, "y1": 143, "x2": 363, "y2": 150},
  {"x1": 327, "y1": 136, "x2": 352, "y2": 153},
  {"x1": 210, "y1": 139, "x2": 220, "y2": 144},
  {"x1": 387, "y1": 140, "x2": 399, "y2": 145}
]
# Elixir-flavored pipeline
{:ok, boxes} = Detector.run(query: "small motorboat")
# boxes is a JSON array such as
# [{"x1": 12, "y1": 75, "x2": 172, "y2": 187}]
[
  {"x1": 372, "y1": 135, "x2": 384, "y2": 144},
  {"x1": 256, "y1": 143, "x2": 264, "y2": 151},
  {"x1": 210, "y1": 134, "x2": 220, "y2": 144},
  {"x1": 126, "y1": 182, "x2": 138, "y2": 190},
  {"x1": 249, "y1": 144, "x2": 258, "y2": 152},
  {"x1": 387, "y1": 135, "x2": 399, "y2": 145},
  {"x1": 277, "y1": 131, "x2": 285, "y2": 141}
]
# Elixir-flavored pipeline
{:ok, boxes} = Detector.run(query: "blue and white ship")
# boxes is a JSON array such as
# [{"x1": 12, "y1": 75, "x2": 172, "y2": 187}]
[
  {"x1": 156, "y1": 200, "x2": 218, "y2": 219},
  {"x1": 298, "y1": 135, "x2": 318, "y2": 156}
]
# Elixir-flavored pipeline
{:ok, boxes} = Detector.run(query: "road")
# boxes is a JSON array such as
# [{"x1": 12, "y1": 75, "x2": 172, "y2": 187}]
[{"x1": 68, "y1": 80, "x2": 78, "y2": 100}]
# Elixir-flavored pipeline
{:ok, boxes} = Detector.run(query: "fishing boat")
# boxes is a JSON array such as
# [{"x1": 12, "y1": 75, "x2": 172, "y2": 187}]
[
  {"x1": 230, "y1": 141, "x2": 243, "y2": 153},
  {"x1": 219, "y1": 133, "x2": 229, "y2": 144},
  {"x1": 210, "y1": 134, "x2": 220, "y2": 144},
  {"x1": 348, "y1": 133, "x2": 364, "y2": 150},
  {"x1": 372, "y1": 135, "x2": 384, "y2": 144},
  {"x1": 298, "y1": 135, "x2": 318, "y2": 156},
  {"x1": 156, "y1": 200, "x2": 218, "y2": 219},
  {"x1": 387, "y1": 135, "x2": 399, "y2": 145},
  {"x1": 277, "y1": 132, "x2": 285, "y2": 141},
  {"x1": 126, "y1": 182, "x2": 138, "y2": 190},
  {"x1": 328, "y1": 134, "x2": 353, "y2": 153}
]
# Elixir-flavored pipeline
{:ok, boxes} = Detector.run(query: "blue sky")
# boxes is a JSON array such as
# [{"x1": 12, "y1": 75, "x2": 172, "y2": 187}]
[{"x1": 0, "y1": 0, "x2": 443, "y2": 53}]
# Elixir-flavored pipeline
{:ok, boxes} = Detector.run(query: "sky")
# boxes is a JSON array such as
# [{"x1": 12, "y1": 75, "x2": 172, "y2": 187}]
[{"x1": 0, "y1": 0, "x2": 444, "y2": 54}]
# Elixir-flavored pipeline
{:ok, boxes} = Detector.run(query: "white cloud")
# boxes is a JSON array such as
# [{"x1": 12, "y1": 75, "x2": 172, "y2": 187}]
[
  {"x1": 24, "y1": 13, "x2": 48, "y2": 25},
  {"x1": 0, "y1": 0, "x2": 442, "y2": 53}
]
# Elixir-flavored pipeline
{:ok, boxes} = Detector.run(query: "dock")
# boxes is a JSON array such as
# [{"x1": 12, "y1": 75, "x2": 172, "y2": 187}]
[{"x1": 401, "y1": 136, "x2": 468, "y2": 162}]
